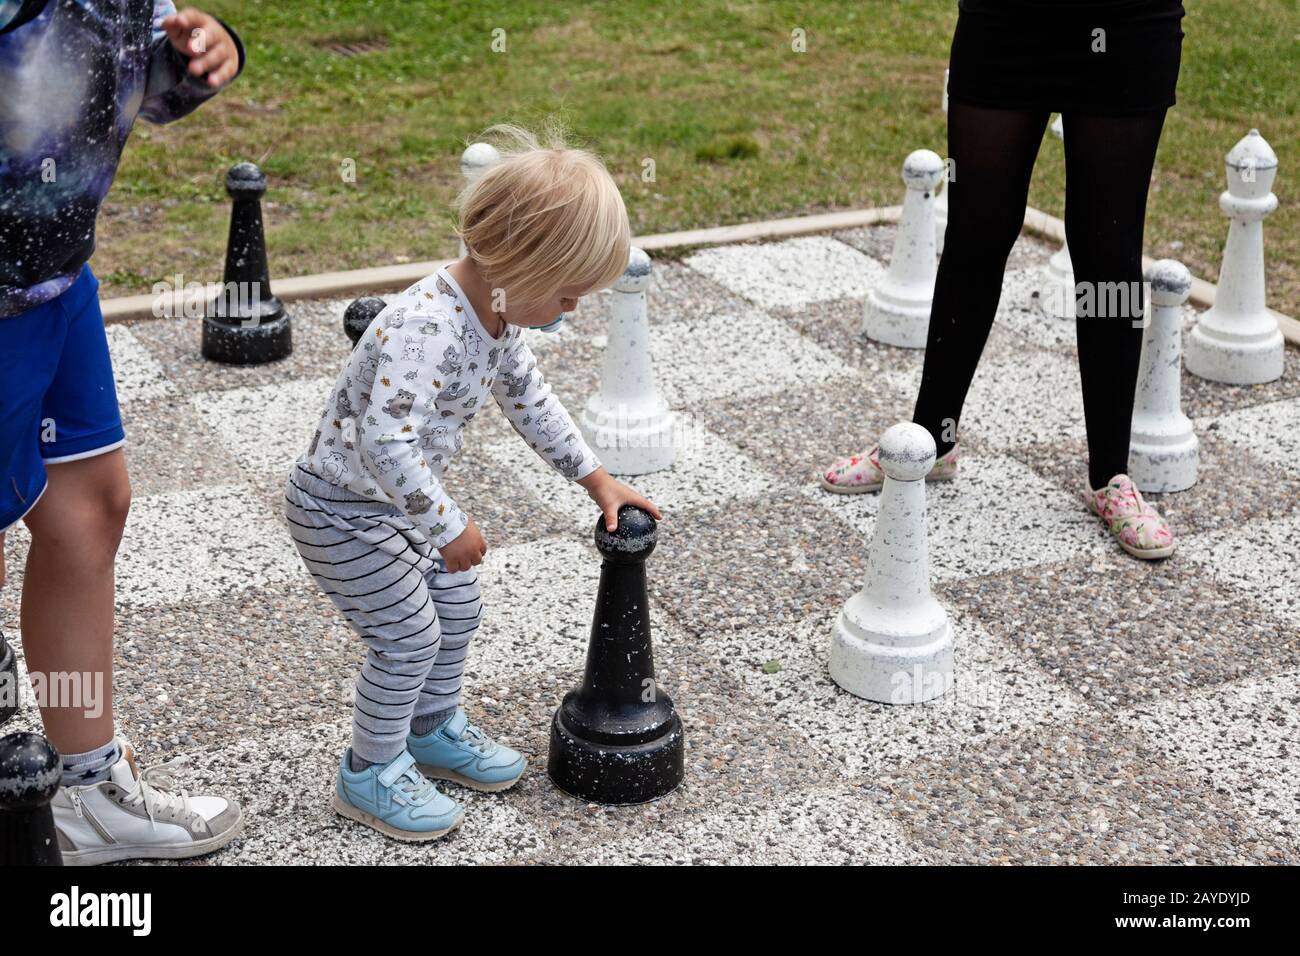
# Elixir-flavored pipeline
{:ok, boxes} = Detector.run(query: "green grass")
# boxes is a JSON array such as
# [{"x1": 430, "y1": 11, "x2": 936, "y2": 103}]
[{"x1": 96, "y1": 0, "x2": 1299, "y2": 315}]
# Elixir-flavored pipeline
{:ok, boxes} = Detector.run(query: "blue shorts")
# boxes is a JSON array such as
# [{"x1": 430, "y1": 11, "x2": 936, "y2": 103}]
[{"x1": 0, "y1": 265, "x2": 125, "y2": 532}]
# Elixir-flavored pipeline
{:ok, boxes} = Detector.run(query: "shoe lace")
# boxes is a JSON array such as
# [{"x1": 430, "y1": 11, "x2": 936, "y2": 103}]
[
  {"x1": 458, "y1": 721, "x2": 493, "y2": 755},
  {"x1": 130, "y1": 758, "x2": 195, "y2": 826},
  {"x1": 390, "y1": 766, "x2": 437, "y2": 805}
]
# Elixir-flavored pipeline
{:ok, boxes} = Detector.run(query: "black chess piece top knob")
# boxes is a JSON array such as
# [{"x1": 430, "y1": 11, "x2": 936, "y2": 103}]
[
  {"x1": 593, "y1": 504, "x2": 658, "y2": 563},
  {"x1": 225, "y1": 161, "x2": 268, "y2": 199},
  {"x1": 344, "y1": 296, "x2": 388, "y2": 347},
  {"x1": 0, "y1": 732, "x2": 63, "y2": 865}
]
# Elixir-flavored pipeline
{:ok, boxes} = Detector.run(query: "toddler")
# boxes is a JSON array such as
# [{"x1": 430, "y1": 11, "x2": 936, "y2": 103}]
[{"x1": 285, "y1": 126, "x2": 660, "y2": 841}]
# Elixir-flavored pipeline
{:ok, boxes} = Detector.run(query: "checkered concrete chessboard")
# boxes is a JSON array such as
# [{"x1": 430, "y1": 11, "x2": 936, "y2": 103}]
[{"x1": 3, "y1": 224, "x2": 1298, "y2": 864}]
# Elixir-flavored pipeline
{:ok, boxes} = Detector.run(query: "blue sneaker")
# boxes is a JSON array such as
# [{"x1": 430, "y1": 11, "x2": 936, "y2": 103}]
[
  {"x1": 333, "y1": 749, "x2": 463, "y2": 842},
  {"x1": 408, "y1": 711, "x2": 526, "y2": 793}
]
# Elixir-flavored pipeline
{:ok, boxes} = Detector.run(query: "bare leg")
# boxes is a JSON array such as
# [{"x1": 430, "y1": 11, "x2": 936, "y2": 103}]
[{"x1": 19, "y1": 449, "x2": 131, "y2": 754}]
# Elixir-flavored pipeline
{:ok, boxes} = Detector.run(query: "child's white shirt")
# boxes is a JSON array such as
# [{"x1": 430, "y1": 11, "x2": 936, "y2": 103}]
[{"x1": 300, "y1": 266, "x2": 600, "y2": 547}]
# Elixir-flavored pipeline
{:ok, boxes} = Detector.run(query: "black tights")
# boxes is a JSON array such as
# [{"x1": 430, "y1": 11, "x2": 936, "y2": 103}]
[{"x1": 911, "y1": 102, "x2": 1169, "y2": 490}]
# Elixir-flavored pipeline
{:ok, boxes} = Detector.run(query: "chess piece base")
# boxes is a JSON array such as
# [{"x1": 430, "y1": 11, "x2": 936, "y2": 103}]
[
  {"x1": 1184, "y1": 318, "x2": 1284, "y2": 385},
  {"x1": 862, "y1": 285, "x2": 933, "y2": 349},
  {"x1": 1129, "y1": 427, "x2": 1199, "y2": 493},
  {"x1": 829, "y1": 601, "x2": 954, "y2": 704},
  {"x1": 1038, "y1": 253, "x2": 1077, "y2": 321},
  {"x1": 202, "y1": 310, "x2": 293, "y2": 365},
  {"x1": 579, "y1": 406, "x2": 677, "y2": 476},
  {"x1": 547, "y1": 701, "x2": 684, "y2": 805}
]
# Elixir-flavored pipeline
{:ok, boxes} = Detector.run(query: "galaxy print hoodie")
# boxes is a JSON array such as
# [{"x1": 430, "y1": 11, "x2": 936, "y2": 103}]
[{"x1": 0, "y1": 0, "x2": 244, "y2": 317}]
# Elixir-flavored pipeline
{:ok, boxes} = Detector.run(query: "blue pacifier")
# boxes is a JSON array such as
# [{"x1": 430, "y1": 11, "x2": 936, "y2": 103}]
[{"x1": 537, "y1": 313, "x2": 566, "y2": 333}]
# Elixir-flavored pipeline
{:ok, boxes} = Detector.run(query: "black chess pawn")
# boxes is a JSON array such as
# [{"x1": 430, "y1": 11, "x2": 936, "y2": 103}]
[
  {"x1": 344, "y1": 296, "x2": 387, "y2": 347},
  {"x1": 548, "y1": 506, "x2": 684, "y2": 804},
  {"x1": 202, "y1": 162, "x2": 292, "y2": 364},
  {"x1": 0, "y1": 732, "x2": 63, "y2": 865},
  {"x1": 0, "y1": 630, "x2": 16, "y2": 726}
]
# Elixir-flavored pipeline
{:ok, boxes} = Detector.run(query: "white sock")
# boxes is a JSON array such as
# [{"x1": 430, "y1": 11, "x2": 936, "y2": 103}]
[{"x1": 60, "y1": 738, "x2": 121, "y2": 788}]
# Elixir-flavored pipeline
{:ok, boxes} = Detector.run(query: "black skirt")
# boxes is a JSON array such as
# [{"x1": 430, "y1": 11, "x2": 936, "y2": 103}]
[{"x1": 948, "y1": 0, "x2": 1185, "y2": 114}]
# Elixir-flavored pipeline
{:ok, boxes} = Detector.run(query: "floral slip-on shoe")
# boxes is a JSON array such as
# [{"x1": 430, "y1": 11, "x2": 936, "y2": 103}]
[
  {"x1": 821, "y1": 442, "x2": 960, "y2": 494},
  {"x1": 1085, "y1": 474, "x2": 1176, "y2": 560}
]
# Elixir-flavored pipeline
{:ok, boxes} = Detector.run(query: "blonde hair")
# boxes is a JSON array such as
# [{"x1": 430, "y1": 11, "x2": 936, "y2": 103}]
[{"x1": 456, "y1": 124, "x2": 631, "y2": 309}]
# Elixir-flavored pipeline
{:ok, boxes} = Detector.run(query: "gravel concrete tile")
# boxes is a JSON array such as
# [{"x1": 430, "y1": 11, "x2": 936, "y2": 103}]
[
  {"x1": 482, "y1": 416, "x2": 785, "y2": 526},
  {"x1": 653, "y1": 308, "x2": 856, "y2": 408},
  {"x1": 1009, "y1": 431, "x2": 1300, "y2": 537},
  {"x1": 2, "y1": 484, "x2": 302, "y2": 611},
  {"x1": 456, "y1": 658, "x2": 856, "y2": 865},
  {"x1": 106, "y1": 324, "x2": 179, "y2": 405},
  {"x1": 122, "y1": 298, "x2": 358, "y2": 396},
  {"x1": 712, "y1": 608, "x2": 1082, "y2": 780},
  {"x1": 1178, "y1": 513, "x2": 1300, "y2": 628},
  {"x1": 940, "y1": 547, "x2": 1300, "y2": 708},
  {"x1": 994, "y1": 267, "x2": 1079, "y2": 351},
  {"x1": 697, "y1": 370, "x2": 909, "y2": 487},
  {"x1": 1180, "y1": 341, "x2": 1300, "y2": 420},
  {"x1": 647, "y1": 494, "x2": 865, "y2": 639},
  {"x1": 193, "y1": 377, "x2": 331, "y2": 476},
  {"x1": 882, "y1": 346, "x2": 1088, "y2": 451},
  {"x1": 1119, "y1": 670, "x2": 1300, "y2": 851},
  {"x1": 683, "y1": 236, "x2": 887, "y2": 310},
  {"x1": 104, "y1": 582, "x2": 360, "y2": 755},
  {"x1": 548, "y1": 784, "x2": 928, "y2": 864},
  {"x1": 870, "y1": 720, "x2": 1294, "y2": 864},
  {"x1": 141, "y1": 721, "x2": 549, "y2": 866},
  {"x1": 834, "y1": 224, "x2": 1052, "y2": 275},
  {"x1": 1198, "y1": 396, "x2": 1300, "y2": 479},
  {"x1": 775, "y1": 294, "x2": 927, "y2": 383},
  {"x1": 808, "y1": 453, "x2": 1108, "y2": 582},
  {"x1": 572, "y1": 258, "x2": 753, "y2": 329},
  {"x1": 121, "y1": 395, "x2": 245, "y2": 498}
]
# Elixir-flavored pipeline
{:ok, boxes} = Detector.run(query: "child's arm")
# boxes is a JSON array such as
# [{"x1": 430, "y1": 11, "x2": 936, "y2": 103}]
[
  {"x1": 491, "y1": 333, "x2": 662, "y2": 531},
  {"x1": 361, "y1": 326, "x2": 470, "y2": 551},
  {"x1": 140, "y1": 4, "x2": 244, "y2": 124},
  {"x1": 491, "y1": 333, "x2": 601, "y2": 482}
]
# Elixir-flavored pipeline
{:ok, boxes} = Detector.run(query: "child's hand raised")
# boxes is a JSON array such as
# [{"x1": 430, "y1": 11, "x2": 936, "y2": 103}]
[
  {"x1": 438, "y1": 517, "x2": 488, "y2": 573},
  {"x1": 578, "y1": 468, "x2": 664, "y2": 532},
  {"x1": 161, "y1": 8, "x2": 240, "y2": 87}
]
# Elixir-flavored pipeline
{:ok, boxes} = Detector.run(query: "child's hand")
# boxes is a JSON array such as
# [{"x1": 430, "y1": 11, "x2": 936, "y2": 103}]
[
  {"x1": 161, "y1": 8, "x2": 240, "y2": 87},
  {"x1": 438, "y1": 517, "x2": 487, "y2": 573},
  {"x1": 578, "y1": 468, "x2": 664, "y2": 532}
]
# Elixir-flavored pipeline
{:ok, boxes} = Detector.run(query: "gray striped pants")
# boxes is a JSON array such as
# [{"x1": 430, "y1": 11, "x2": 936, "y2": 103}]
[{"x1": 283, "y1": 464, "x2": 482, "y2": 764}]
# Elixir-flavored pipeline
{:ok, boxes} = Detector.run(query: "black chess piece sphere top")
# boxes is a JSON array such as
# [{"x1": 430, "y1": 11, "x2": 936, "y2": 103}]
[
  {"x1": 0, "y1": 732, "x2": 63, "y2": 865},
  {"x1": 344, "y1": 296, "x2": 388, "y2": 347}
]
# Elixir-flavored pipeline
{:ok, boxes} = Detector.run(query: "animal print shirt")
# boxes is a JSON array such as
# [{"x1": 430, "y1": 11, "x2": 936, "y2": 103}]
[{"x1": 299, "y1": 267, "x2": 601, "y2": 548}]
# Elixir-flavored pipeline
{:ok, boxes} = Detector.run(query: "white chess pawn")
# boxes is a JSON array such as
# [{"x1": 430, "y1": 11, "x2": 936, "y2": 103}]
[
  {"x1": 863, "y1": 150, "x2": 946, "y2": 349},
  {"x1": 934, "y1": 70, "x2": 949, "y2": 255},
  {"x1": 829, "y1": 422, "x2": 955, "y2": 705},
  {"x1": 1130, "y1": 260, "x2": 1198, "y2": 492},
  {"x1": 458, "y1": 142, "x2": 501, "y2": 258},
  {"x1": 1038, "y1": 115, "x2": 1076, "y2": 320},
  {"x1": 1185, "y1": 129, "x2": 1284, "y2": 384},
  {"x1": 578, "y1": 248, "x2": 676, "y2": 475}
]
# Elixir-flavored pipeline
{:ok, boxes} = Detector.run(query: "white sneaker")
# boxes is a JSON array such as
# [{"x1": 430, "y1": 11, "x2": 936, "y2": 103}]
[{"x1": 51, "y1": 740, "x2": 242, "y2": 865}]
